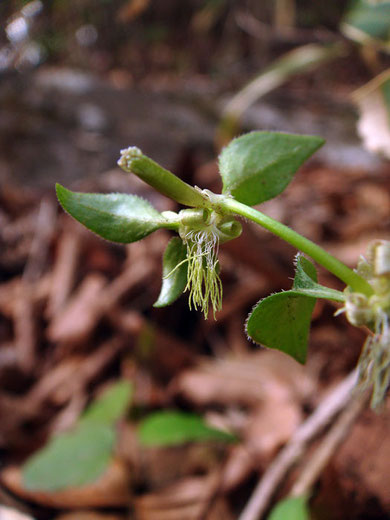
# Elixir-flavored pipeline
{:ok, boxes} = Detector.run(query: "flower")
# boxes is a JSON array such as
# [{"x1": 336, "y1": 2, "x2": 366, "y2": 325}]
[
  {"x1": 341, "y1": 241, "x2": 390, "y2": 408},
  {"x1": 178, "y1": 208, "x2": 241, "y2": 319}
]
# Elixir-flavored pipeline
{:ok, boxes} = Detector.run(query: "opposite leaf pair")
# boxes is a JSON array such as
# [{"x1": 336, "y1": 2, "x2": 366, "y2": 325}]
[{"x1": 57, "y1": 131, "x2": 324, "y2": 331}]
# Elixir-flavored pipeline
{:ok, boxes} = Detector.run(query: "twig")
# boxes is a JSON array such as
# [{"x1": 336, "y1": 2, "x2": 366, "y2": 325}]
[
  {"x1": 235, "y1": 10, "x2": 336, "y2": 44},
  {"x1": 238, "y1": 369, "x2": 358, "y2": 520},
  {"x1": 46, "y1": 221, "x2": 81, "y2": 318},
  {"x1": 290, "y1": 391, "x2": 368, "y2": 497}
]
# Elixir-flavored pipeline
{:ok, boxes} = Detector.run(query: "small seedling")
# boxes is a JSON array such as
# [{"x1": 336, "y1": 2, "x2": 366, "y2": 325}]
[{"x1": 57, "y1": 131, "x2": 390, "y2": 409}]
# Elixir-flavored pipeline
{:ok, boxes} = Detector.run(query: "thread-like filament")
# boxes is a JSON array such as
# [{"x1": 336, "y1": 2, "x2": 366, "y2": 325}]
[{"x1": 184, "y1": 229, "x2": 222, "y2": 319}]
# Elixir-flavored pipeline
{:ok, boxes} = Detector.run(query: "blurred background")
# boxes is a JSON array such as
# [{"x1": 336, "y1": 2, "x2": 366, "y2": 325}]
[{"x1": 1, "y1": 1, "x2": 390, "y2": 519}]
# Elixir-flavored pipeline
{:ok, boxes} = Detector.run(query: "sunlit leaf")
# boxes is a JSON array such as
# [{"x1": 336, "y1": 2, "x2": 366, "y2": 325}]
[
  {"x1": 56, "y1": 183, "x2": 168, "y2": 243},
  {"x1": 154, "y1": 237, "x2": 188, "y2": 307},
  {"x1": 267, "y1": 495, "x2": 310, "y2": 520},
  {"x1": 138, "y1": 410, "x2": 236, "y2": 446},
  {"x1": 219, "y1": 132, "x2": 324, "y2": 206}
]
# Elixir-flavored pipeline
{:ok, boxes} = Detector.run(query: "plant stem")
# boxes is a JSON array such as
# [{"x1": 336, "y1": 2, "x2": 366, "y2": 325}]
[
  {"x1": 118, "y1": 149, "x2": 206, "y2": 208},
  {"x1": 219, "y1": 198, "x2": 373, "y2": 296}
]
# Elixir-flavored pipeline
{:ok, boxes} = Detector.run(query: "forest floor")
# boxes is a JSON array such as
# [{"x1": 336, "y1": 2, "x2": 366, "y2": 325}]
[{"x1": 1, "y1": 55, "x2": 390, "y2": 520}]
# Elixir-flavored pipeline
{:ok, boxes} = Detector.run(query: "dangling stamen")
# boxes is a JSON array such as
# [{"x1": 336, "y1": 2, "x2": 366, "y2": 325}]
[
  {"x1": 184, "y1": 229, "x2": 223, "y2": 319},
  {"x1": 358, "y1": 311, "x2": 390, "y2": 409}
]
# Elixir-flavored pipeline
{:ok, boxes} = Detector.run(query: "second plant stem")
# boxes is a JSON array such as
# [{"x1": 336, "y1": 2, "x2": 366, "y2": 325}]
[{"x1": 219, "y1": 198, "x2": 373, "y2": 297}]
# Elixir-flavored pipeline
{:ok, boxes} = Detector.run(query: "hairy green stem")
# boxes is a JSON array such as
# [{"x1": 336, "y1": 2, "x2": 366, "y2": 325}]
[{"x1": 219, "y1": 198, "x2": 373, "y2": 296}]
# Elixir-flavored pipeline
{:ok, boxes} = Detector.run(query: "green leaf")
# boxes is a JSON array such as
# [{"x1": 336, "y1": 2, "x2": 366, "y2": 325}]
[
  {"x1": 342, "y1": 0, "x2": 390, "y2": 45},
  {"x1": 22, "y1": 381, "x2": 132, "y2": 491},
  {"x1": 246, "y1": 256, "x2": 318, "y2": 363},
  {"x1": 138, "y1": 410, "x2": 236, "y2": 447},
  {"x1": 154, "y1": 237, "x2": 188, "y2": 308},
  {"x1": 219, "y1": 132, "x2": 324, "y2": 206},
  {"x1": 23, "y1": 423, "x2": 115, "y2": 491},
  {"x1": 267, "y1": 495, "x2": 310, "y2": 520},
  {"x1": 293, "y1": 254, "x2": 345, "y2": 302},
  {"x1": 56, "y1": 183, "x2": 168, "y2": 244},
  {"x1": 81, "y1": 380, "x2": 133, "y2": 425}
]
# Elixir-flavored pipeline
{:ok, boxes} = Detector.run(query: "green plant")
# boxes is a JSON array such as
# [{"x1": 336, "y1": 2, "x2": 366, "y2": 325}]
[
  {"x1": 56, "y1": 131, "x2": 390, "y2": 411},
  {"x1": 22, "y1": 380, "x2": 133, "y2": 491}
]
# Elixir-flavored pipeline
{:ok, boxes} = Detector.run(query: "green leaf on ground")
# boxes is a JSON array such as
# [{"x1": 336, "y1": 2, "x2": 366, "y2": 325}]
[
  {"x1": 81, "y1": 380, "x2": 133, "y2": 425},
  {"x1": 56, "y1": 184, "x2": 168, "y2": 243},
  {"x1": 22, "y1": 380, "x2": 133, "y2": 491},
  {"x1": 267, "y1": 495, "x2": 310, "y2": 520},
  {"x1": 154, "y1": 237, "x2": 188, "y2": 307},
  {"x1": 246, "y1": 255, "x2": 318, "y2": 363},
  {"x1": 23, "y1": 423, "x2": 115, "y2": 491},
  {"x1": 138, "y1": 410, "x2": 237, "y2": 447},
  {"x1": 219, "y1": 131, "x2": 324, "y2": 206}
]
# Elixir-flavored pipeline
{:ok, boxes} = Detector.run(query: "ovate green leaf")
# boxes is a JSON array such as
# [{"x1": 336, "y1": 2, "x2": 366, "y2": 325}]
[
  {"x1": 219, "y1": 132, "x2": 324, "y2": 206},
  {"x1": 56, "y1": 184, "x2": 168, "y2": 243},
  {"x1": 268, "y1": 495, "x2": 310, "y2": 520},
  {"x1": 154, "y1": 237, "x2": 188, "y2": 307},
  {"x1": 246, "y1": 256, "x2": 318, "y2": 363},
  {"x1": 81, "y1": 380, "x2": 133, "y2": 425},
  {"x1": 23, "y1": 423, "x2": 115, "y2": 491},
  {"x1": 138, "y1": 410, "x2": 236, "y2": 447},
  {"x1": 22, "y1": 380, "x2": 132, "y2": 491}
]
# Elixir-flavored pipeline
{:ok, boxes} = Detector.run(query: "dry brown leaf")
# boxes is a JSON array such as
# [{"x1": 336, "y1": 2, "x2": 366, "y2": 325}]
[
  {"x1": 47, "y1": 273, "x2": 106, "y2": 343},
  {"x1": 135, "y1": 475, "x2": 233, "y2": 520},
  {"x1": 245, "y1": 397, "x2": 302, "y2": 460},
  {"x1": 136, "y1": 442, "x2": 224, "y2": 490},
  {"x1": 46, "y1": 223, "x2": 82, "y2": 319},
  {"x1": 12, "y1": 284, "x2": 36, "y2": 372},
  {"x1": 38, "y1": 339, "x2": 123, "y2": 406},
  {"x1": 174, "y1": 351, "x2": 312, "y2": 408},
  {"x1": 56, "y1": 512, "x2": 124, "y2": 520},
  {"x1": 1, "y1": 460, "x2": 131, "y2": 509},
  {"x1": 220, "y1": 445, "x2": 256, "y2": 491}
]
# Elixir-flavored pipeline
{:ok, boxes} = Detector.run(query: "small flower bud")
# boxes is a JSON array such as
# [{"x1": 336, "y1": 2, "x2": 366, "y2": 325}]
[{"x1": 117, "y1": 146, "x2": 143, "y2": 171}]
